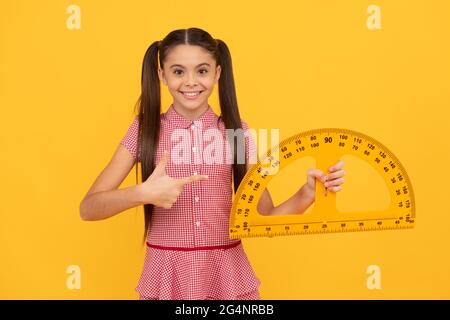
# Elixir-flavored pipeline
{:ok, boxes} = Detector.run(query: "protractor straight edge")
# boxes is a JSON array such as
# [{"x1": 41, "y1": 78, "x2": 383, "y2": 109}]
[{"x1": 229, "y1": 128, "x2": 415, "y2": 239}]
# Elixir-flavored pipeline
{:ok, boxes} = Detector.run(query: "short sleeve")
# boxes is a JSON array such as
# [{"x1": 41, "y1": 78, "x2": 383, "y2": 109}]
[
  {"x1": 120, "y1": 115, "x2": 139, "y2": 161},
  {"x1": 241, "y1": 120, "x2": 258, "y2": 165}
]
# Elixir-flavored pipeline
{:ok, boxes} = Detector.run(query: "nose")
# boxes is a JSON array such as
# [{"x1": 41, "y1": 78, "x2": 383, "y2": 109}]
[{"x1": 185, "y1": 71, "x2": 198, "y2": 86}]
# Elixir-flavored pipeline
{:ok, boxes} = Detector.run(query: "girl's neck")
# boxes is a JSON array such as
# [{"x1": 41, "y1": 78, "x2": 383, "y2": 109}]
[{"x1": 172, "y1": 102, "x2": 209, "y2": 121}]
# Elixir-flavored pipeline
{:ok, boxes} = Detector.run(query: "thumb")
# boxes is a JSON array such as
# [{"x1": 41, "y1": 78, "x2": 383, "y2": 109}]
[
  {"x1": 306, "y1": 168, "x2": 326, "y2": 188},
  {"x1": 151, "y1": 150, "x2": 170, "y2": 177}
]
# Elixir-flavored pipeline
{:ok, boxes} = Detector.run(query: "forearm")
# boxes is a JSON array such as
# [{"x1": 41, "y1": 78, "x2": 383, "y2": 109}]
[
  {"x1": 268, "y1": 184, "x2": 314, "y2": 216},
  {"x1": 79, "y1": 185, "x2": 145, "y2": 221}
]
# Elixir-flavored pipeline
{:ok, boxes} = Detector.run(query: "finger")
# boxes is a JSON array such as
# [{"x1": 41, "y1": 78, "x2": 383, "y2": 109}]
[
  {"x1": 324, "y1": 177, "x2": 345, "y2": 188},
  {"x1": 178, "y1": 174, "x2": 209, "y2": 186},
  {"x1": 153, "y1": 150, "x2": 170, "y2": 175},
  {"x1": 327, "y1": 185, "x2": 342, "y2": 193},
  {"x1": 162, "y1": 203, "x2": 173, "y2": 209},
  {"x1": 325, "y1": 169, "x2": 346, "y2": 180},
  {"x1": 307, "y1": 168, "x2": 326, "y2": 186},
  {"x1": 329, "y1": 160, "x2": 345, "y2": 172}
]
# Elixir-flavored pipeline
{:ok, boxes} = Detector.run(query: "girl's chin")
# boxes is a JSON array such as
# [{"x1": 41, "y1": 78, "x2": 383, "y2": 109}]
[{"x1": 178, "y1": 99, "x2": 204, "y2": 105}]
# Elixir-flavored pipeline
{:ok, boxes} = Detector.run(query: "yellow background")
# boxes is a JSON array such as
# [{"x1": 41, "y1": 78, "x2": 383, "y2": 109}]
[{"x1": 1, "y1": 0, "x2": 449, "y2": 299}]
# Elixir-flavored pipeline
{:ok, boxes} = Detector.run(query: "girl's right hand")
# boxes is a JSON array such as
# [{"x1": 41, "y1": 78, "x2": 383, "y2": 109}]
[{"x1": 137, "y1": 150, "x2": 208, "y2": 208}]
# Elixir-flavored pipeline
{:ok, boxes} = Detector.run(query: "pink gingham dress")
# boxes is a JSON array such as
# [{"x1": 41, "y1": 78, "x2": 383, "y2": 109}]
[{"x1": 120, "y1": 104, "x2": 261, "y2": 300}]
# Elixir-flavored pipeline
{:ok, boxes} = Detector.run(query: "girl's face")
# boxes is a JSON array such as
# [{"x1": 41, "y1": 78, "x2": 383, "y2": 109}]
[{"x1": 158, "y1": 44, "x2": 221, "y2": 117}]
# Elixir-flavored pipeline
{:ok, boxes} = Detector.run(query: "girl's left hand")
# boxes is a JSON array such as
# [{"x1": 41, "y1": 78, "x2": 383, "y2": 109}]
[{"x1": 304, "y1": 160, "x2": 346, "y2": 198}]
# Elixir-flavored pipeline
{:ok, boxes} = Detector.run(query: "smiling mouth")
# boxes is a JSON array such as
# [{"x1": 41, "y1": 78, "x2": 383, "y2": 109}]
[{"x1": 179, "y1": 90, "x2": 204, "y2": 98}]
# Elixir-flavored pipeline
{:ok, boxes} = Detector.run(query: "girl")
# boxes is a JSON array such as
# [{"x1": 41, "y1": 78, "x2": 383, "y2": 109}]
[{"x1": 79, "y1": 27, "x2": 345, "y2": 300}]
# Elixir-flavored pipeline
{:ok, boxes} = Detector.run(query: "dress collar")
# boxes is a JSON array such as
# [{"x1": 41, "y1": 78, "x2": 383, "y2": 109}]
[{"x1": 164, "y1": 103, "x2": 218, "y2": 129}]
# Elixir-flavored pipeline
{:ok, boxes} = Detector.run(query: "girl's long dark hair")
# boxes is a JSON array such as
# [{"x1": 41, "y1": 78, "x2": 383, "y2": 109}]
[{"x1": 134, "y1": 28, "x2": 247, "y2": 245}]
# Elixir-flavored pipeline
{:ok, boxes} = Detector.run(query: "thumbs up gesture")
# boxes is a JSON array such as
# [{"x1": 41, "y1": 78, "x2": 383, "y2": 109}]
[{"x1": 138, "y1": 150, "x2": 208, "y2": 209}]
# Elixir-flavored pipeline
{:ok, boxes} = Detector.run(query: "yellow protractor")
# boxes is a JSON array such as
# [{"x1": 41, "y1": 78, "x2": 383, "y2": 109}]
[{"x1": 229, "y1": 128, "x2": 415, "y2": 239}]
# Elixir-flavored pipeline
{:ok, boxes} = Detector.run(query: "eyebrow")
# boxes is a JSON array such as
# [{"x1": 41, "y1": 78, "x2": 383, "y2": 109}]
[{"x1": 169, "y1": 63, "x2": 211, "y2": 69}]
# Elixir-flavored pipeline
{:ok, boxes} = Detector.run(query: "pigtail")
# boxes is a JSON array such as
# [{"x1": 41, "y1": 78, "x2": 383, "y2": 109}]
[
  {"x1": 216, "y1": 39, "x2": 247, "y2": 194},
  {"x1": 135, "y1": 40, "x2": 162, "y2": 245}
]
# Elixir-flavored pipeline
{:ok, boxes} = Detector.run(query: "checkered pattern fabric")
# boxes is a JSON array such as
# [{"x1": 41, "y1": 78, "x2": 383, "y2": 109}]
[{"x1": 120, "y1": 104, "x2": 261, "y2": 300}]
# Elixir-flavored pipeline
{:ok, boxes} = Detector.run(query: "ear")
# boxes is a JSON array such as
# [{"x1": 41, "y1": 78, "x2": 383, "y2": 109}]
[
  {"x1": 158, "y1": 67, "x2": 168, "y2": 85},
  {"x1": 215, "y1": 65, "x2": 221, "y2": 84}
]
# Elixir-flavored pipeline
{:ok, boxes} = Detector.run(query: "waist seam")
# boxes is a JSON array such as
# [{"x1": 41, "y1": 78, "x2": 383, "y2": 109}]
[{"x1": 146, "y1": 240, "x2": 242, "y2": 251}]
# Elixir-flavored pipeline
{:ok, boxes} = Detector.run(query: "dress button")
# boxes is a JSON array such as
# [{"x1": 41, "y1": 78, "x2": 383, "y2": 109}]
[
  {"x1": 195, "y1": 221, "x2": 201, "y2": 227},
  {"x1": 194, "y1": 196, "x2": 199, "y2": 202},
  {"x1": 192, "y1": 146, "x2": 197, "y2": 153},
  {"x1": 193, "y1": 171, "x2": 198, "y2": 175},
  {"x1": 191, "y1": 124, "x2": 195, "y2": 129}
]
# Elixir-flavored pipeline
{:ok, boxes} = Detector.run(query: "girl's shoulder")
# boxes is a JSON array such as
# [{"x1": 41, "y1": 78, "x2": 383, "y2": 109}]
[
  {"x1": 241, "y1": 119, "x2": 250, "y2": 130},
  {"x1": 216, "y1": 115, "x2": 251, "y2": 129}
]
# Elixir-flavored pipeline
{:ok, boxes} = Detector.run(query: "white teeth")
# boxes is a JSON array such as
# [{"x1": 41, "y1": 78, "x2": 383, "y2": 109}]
[{"x1": 182, "y1": 91, "x2": 202, "y2": 97}]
